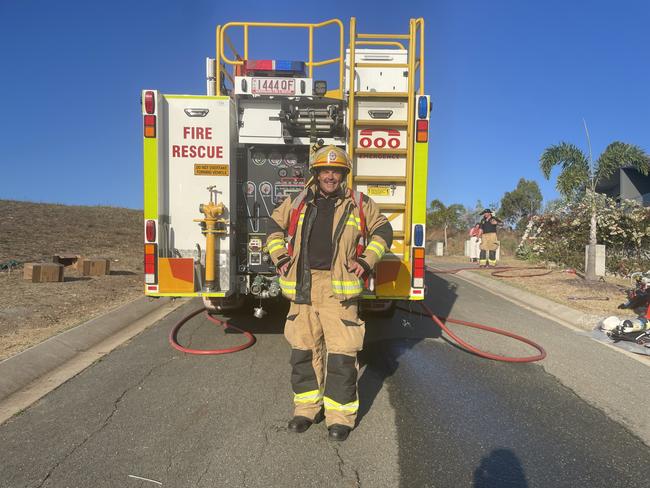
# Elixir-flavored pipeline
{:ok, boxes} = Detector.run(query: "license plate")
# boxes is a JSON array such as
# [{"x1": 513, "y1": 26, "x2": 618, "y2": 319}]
[
  {"x1": 367, "y1": 185, "x2": 390, "y2": 196},
  {"x1": 251, "y1": 78, "x2": 296, "y2": 95}
]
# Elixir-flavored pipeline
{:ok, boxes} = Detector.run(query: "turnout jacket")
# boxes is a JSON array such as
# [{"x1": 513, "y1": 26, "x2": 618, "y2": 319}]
[{"x1": 266, "y1": 185, "x2": 393, "y2": 303}]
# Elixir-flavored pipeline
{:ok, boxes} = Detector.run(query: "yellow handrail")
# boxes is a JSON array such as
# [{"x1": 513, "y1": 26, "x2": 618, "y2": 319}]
[
  {"x1": 403, "y1": 18, "x2": 416, "y2": 259},
  {"x1": 414, "y1": 18, "x2": 425, "y2": 95},
  {"x1": 357, "y1": 33, "x2": 410, "y2": 40},
  {"x1": 215, "y1": 19, "x2": 345, "y2": 97},
  {"x1": 356, "y1": 40, "x2": 405, "y2": 49},
  {"x1": 346, "y1": 17, "x2": 357, "y2": 189},
  {"x1": 215, "y1": 25, "x2": 221, "y2": 96}
]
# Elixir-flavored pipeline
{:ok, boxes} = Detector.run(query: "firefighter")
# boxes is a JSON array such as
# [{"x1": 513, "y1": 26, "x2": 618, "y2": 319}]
[
  {"x1": 478, "y1": 208, "x2": 501, "y2": 267},
  {"x1": 266, "y1": 145, "x2": 393, "y2": 442}
]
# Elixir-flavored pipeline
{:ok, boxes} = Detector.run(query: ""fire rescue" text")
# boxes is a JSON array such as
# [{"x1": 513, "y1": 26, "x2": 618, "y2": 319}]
[{"x1": 171, "y1": 126, "x2": 224, "y2": 159}]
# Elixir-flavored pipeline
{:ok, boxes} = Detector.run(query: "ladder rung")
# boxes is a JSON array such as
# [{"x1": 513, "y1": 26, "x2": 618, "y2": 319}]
[
  {"x1": 392, "y1": 231, "x2": 405, "y2": 239},
  {"x1": 354, "y1": 175, "x2": 406, "y2": 183},
  {"x1": 357, "y1": 33, "x2": 410, "y2": 40},
  {"x1": 355, "y1": 119, "x2": 408, "y2": 127},
  {"x1": 378, "y1": 204, "x2": 405, "y2": 211},
  {"x1": 354, "y1": 63, "x2": 409, "y2": 69},
  {"x1": 355, "y1": 148, "x2": 407, "y2": 156},
  {"x1": 354, "y1": 91, "x2": 409, "y2": 98}
]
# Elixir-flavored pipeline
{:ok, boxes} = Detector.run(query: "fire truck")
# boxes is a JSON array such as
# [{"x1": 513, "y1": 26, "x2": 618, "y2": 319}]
[{"x1": 142, "y1": 17, "x2": 429, "y2": 313}]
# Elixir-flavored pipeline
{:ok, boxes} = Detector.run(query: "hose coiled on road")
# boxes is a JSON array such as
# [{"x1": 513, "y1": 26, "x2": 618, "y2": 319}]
[{"x1": 169, "y1": 308, "x2": 256, "y2": 355}]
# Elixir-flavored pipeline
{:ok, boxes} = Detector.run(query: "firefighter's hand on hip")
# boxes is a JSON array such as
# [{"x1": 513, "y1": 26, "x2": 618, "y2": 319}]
[
  {"x1": 347, "y1": 260, "x2": 365, "y2": 278},
  {"x1": 278, "y1": 262, "x2": 290, "y2": 276}
]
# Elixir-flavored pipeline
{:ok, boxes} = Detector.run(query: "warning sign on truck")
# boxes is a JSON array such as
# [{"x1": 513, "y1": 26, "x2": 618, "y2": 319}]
[
  {"x1": 194, "y1": 164, "x2": 229, "y2": 176},
  {"x1": 367, "y1": 185, "x2": 391, "y2": 196}
]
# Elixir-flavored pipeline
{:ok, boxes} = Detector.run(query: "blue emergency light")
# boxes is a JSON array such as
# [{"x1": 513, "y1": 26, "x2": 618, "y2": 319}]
[
  {"x1": 417, "y1": 96, "x2": 428, "y2": 119},
  {"x1": 413, "y1": 224, "x2": 424, "y2": 247},
  {"x1": 274, "y1": 60, "x2": 306, "y2": 74}
]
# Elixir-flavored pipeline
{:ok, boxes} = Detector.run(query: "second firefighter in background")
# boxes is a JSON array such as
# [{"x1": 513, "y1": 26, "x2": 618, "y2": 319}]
[
  {"x1": 266, "y1": 146, "x2": 393, "y2": 442},
  {"x1": 478, "y1": 208, "x2": 501, "y2": 267}
]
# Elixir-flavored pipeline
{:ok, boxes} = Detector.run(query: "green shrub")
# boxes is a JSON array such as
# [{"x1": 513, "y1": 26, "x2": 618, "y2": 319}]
[{"x1": 522, "y1": 195, "x2": 650, "y2": 275}]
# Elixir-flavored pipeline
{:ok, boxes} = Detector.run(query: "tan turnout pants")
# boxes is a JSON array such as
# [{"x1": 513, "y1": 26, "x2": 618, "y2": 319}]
[
  {"x1": 479, "y1": 232, "x2": 499, "y2": 265},
  {"x1": 284, "y1": 270, "x2": 365, "y2": 428}
]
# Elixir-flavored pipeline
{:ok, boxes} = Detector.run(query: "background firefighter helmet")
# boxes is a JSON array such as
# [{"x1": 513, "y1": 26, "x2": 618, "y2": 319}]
[{"x1": 310, "y1": 145, "x2": 352, "y2": 175}]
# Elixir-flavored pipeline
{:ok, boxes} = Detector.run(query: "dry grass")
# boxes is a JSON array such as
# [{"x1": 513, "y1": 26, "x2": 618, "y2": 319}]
[{"x1": 0, "y1": 200, "x2": 144, "y2": 360}]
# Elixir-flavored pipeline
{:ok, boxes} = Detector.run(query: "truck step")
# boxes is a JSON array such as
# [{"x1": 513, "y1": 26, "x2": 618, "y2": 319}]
[
  {"x1": 353, "y1": 175, "x2": 406, "y2": 183},
  {"x1": 354, "y1": 62, "x2": 409, "y2": 69},
  {"x1": 355, "y1": 148, "x2": 407, "y2": 156},
  {"x1": 355, "y1": 119, "x2": 408, "y2": 127},
  {"x1": 377, "y1": 203, "x2": 405, "y2": 211}
]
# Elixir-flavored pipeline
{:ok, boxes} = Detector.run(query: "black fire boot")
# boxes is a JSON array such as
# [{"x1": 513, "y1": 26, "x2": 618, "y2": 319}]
[
  {"x1": 288, "y1": 410, "x2": 324, "y2": 433},
  {"x1": 328, "y1": 424, "x2": 352, "y2": 442}
]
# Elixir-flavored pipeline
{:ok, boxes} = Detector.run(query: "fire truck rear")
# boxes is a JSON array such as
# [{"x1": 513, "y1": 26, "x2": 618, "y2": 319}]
[{"x1": 142, "y1": 17, "x2": 429, "y2": 313}]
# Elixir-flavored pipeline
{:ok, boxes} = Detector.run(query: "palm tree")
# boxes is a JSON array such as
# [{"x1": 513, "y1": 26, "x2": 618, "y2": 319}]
[
  {"x1": 540, "y1": 140, "x2": 649, "y2": 281},
  {"x1": 427, "y1": 199, "x2": 464, "y2": 254}
]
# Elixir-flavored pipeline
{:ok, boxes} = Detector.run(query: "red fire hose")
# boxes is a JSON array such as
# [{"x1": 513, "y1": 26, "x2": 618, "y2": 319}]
[
  {"x1": 169, "y1": 308, "x2": 256, "y2": 355},
  {"x1": 432, "y1": 265, "x2": 553, "y2": 278},
  {"x1": 169, "y1": 265, "x2": 547, "y2": 362},
  {"x1": 407, "y1": 265, "x2": 547, "y2": 362},
  {"x1": 417, "y1": 303, "x2": 546, "y2": 362}
]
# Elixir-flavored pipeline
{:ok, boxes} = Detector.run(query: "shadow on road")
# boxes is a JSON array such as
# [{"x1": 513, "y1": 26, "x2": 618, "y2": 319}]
[
  {"x1": 222, "y1": 297, "x2": 288, "y2": 334},
  {"x1": 357, "y1": 271, "x2": 457, "y2": 426},
  {"x1": 473, "y1": 449, "x2": 529, "y2": 488}
]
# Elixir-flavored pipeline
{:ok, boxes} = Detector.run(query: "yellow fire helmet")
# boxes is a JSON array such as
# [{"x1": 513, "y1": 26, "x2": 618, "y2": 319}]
[{"x1": 310, "y1": 145, "x2": 352, "y2": 174}]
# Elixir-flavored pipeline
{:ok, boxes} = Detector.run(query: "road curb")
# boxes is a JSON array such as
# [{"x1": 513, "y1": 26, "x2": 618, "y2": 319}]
[{"x1": 0, "y1": 296, "x2": 180, "y2": 404}]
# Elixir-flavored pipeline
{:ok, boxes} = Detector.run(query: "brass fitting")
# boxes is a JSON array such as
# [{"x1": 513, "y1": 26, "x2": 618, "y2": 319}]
[
  {"x1": 199, "y1": 201, "x2": 225, "y2": 220},
  {"x1": 194, "y1": 186, "x2": 229, "y2": 291}
]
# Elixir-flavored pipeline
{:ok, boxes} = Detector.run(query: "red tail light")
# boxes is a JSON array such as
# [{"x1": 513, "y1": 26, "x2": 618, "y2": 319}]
[
  {"x1": 144, "y1": 244, "x2": 157, "y2": 283},
  {"x1": 144, "y1": 253, "x2": 155, "y2": 274},
  {"x1": 144, "y1": 115, "x2": 156, "y2": 138},
  {"x1": 145, "y1": 220, "x2": 156, "y2": 242},
  {"x1": 412, "y1": 247, "x2": 425, "y2": 287},
  {"x1": 416, "y1": 120, "x2": 428, "y2": 143},
  {"x1": 144, "y1": 91, "x2": 155, "y2": 114}
]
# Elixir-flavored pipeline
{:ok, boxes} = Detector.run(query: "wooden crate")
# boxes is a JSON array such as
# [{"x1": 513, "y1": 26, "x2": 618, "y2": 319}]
[
  {"x1": 23, "y1": 263, "x2": 64, "y2": 283},
  {"x1": 80, "y1": 258, "x2": 111, "y2": 276}
]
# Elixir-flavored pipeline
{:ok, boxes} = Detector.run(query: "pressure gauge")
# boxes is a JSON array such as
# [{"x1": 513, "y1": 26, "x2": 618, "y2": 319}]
[
  {"x1": 283, "y1": 153, "x2": 298, "y2": 167},
  {"x1": 252, "y1": 152, "x2": 266, "y2": 166},
  {"x1": 269, "y1": 152, "x2": 282, "y2": 166},
  {"x1": 260, "y1": 182, "x2": 272, "y2": 196}
]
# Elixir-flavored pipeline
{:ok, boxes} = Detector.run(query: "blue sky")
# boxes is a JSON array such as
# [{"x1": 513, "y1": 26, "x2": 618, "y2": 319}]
[{"x1": 1, "y1": 0, "x2": 648, "y2": 210}]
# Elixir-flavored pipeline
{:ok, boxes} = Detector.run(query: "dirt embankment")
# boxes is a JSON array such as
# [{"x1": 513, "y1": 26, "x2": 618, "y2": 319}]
[{"x1": 0, "y1": 200, "x2": 144, "y2": 360}]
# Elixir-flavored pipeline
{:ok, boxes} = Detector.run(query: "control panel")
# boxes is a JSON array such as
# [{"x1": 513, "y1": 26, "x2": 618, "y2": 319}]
[{"x1": 237, "y1": 145, "x2": 309, "y2": 274}]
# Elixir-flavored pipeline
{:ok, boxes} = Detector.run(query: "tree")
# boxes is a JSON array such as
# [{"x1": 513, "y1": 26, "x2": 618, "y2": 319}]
[
  {"x1": 540, "y1": 138, "x2": 649, "y2": 280},
  {"x1": 499, "y1": 178, "x2": 543, "y2": 229},
  {"x1": 427, "y1": 199, "x2": 464, "y2": 253}
]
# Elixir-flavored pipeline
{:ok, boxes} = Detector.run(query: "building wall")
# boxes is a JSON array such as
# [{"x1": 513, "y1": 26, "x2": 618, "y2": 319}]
[{"x1": 621, "y1": 168, "x2": 650, "y2": 205}]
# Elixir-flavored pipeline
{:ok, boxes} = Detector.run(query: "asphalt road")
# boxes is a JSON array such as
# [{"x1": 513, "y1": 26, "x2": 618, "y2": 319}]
[{"x1": 2, "y1": 271, "x2": 650, "y2": 488}]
